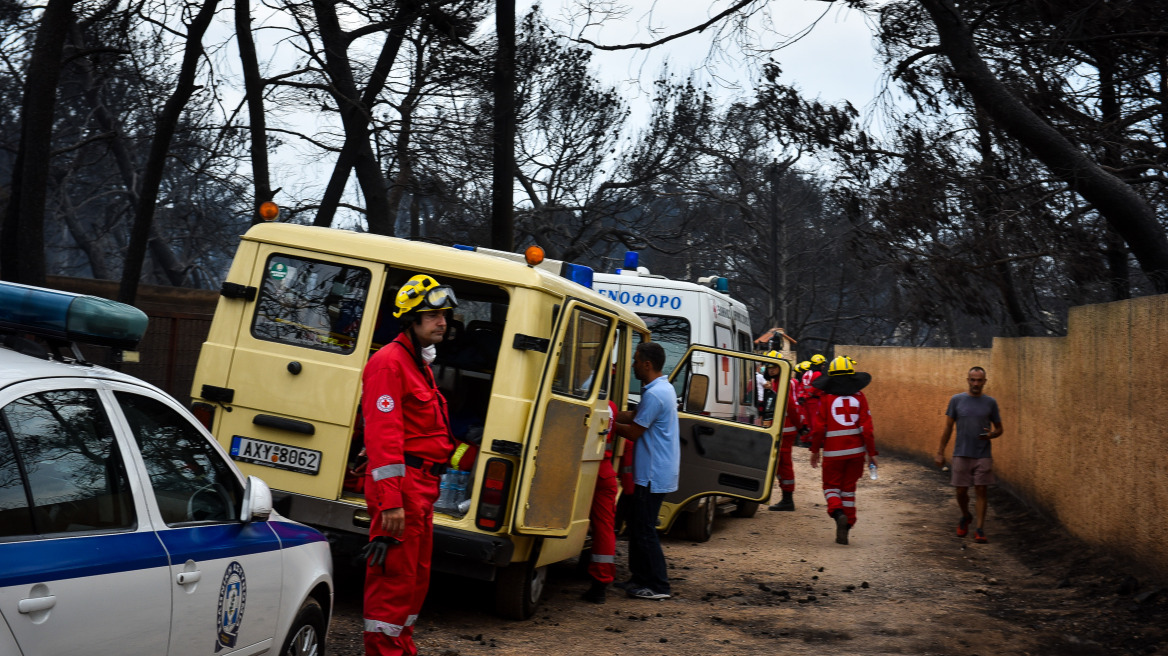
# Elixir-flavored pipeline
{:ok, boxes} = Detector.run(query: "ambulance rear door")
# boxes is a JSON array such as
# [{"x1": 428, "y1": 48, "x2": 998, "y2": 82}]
[
  {"x1": 512, "y1": 300, "x2": 618, "y2": 539},
  {"x1": 660, "y1": 347, "x2": 788, "y2": 529},
  {"x1": 208, "y1": 246, "x2": 385, "y2": 501}
]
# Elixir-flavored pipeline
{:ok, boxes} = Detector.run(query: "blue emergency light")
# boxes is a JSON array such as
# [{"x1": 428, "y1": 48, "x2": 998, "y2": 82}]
[
  {"x1": 561, "y1": 263, "x2": 594, "y2": 289},
  {"x1": 0, "y1": 282, "x2": 149, "y2": 349},
  {"x1": 623, "y1": 251, "x2": 639, "y2": 271},
  {"x1": 715, "y1": 277, "x2": 729, "y2": 293}
]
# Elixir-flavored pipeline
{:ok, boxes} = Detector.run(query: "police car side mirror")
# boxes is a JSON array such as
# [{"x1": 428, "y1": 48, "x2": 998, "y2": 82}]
[{"x1": 242, "y1": 475, "x2": 273, "y2": 522}]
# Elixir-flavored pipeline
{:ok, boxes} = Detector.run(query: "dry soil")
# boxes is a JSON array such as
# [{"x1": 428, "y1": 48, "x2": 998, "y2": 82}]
[{"x1": 326, "y1": 451, "x2": 1168, "y2": 656}]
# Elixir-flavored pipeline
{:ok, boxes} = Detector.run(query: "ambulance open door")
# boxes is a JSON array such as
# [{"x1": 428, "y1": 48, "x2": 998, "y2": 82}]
[
  {"x1": 660, "y1": 347, "x2": 789, "y2": 530},
  {"x1": 512, "y1": 300, "x2": 618, "y2": 539}
]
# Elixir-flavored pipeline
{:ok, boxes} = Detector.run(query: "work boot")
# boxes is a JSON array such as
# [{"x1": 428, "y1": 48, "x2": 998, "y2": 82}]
[
  {"x1": 769, "y1": 491, "x2": 795, "y2": 511},
  {"x1": 582, "y1": 580, "x2": 607, "y2": 604},
  {"x1": 833, "y1": 510, "x2": 850, "y2": 545}
]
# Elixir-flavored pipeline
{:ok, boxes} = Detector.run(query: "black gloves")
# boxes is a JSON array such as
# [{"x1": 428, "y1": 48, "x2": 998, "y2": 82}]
[{"x1": 361, "y1": 536, "x2": 399, "y2": 567}]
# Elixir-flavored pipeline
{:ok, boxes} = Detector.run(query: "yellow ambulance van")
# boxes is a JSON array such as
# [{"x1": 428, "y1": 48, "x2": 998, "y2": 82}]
[{"x1": 190, "y1": 223, "x2": 788, "y2": 618}]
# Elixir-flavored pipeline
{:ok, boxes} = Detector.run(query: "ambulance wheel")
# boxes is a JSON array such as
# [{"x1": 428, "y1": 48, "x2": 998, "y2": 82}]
[
  {"x1": 682, "y1": 496, "x2": 716, "y2": 542},
  {"x1": 732, "y1": 500, "x2": 760, "y2": 518},
  {"x1": 280, "y1": 598, "x2": 325, "y2": 656},
  {"x1": 495, "y1": 560, "x2": 547, "y2": 620}
]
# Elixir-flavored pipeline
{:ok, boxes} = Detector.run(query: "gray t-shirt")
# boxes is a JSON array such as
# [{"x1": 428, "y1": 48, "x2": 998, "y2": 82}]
[{"x1": 946, "y1": 393, "x2": 1001, "y2": 459}]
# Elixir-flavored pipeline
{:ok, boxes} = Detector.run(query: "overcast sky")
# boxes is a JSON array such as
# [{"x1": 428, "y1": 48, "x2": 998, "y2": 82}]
[{"x1": 538, "y1": 0, "x2": 888, "y2": 119}]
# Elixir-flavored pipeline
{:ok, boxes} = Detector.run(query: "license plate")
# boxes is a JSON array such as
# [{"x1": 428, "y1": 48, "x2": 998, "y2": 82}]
[{"x1": 230, "y1": 435, "x2": 321, "y2": 475}]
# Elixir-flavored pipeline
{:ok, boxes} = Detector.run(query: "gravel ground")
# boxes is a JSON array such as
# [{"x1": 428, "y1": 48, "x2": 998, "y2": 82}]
[{"x1": 326, "y1": 450, "x2": 1168, "y2": 655}]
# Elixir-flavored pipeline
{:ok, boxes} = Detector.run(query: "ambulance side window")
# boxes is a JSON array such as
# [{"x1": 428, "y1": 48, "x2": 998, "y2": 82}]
[
  {"x1": 252, "y1": 254, "x2": 372, "y2": 354},
  {"x1": 0, "y1": 390, "x2": 135, "y2": 536}
]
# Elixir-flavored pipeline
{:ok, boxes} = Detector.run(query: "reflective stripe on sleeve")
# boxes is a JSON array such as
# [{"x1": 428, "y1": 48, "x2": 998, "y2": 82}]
[
  {"x1": 822, "y1": 446, "x2": 867, "y2": 457},
  {"x1": 782, "y1": 427, "x2": 796, "y2": 433},
  {"x1": 825, "y1": 428, "x2": 863, "y2": 437},
  {"x1": 591, "y1": 554, "x2": 615, "y2": 563},
  {"x1": 364, "y1": 619, "x2": 404, "y2": 636},
  {"x1": 372, "y1": 464, "x2": 406, "y2": 481}
]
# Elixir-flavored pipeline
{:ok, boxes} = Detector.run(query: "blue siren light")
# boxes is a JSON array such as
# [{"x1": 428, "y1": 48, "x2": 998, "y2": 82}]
[
  {"x1": 715, "y1": 277, "x2": 730, "y2": 293},
  {"x1": 562, "y1": 263, "x2": 594, "y2": 289},
  {"x1": 0, "y1": 282, "x2": 149, "y2": 349},
  {"x1": 452, "y1": 244, "x2": 475, "y2": 251},
  {"x1": 623, "y1": 251, "x2": 639, "y2": 271}
]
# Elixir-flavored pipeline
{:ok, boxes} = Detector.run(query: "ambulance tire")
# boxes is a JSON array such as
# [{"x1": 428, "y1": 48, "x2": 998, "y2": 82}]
[
  {"x1": 732, "y1": 500, "x2": 760, "y2": 518},
  {"x1": 681, "y1": 496, "x2": 716, "y2": 542},
  {"x1": 495, "y1": 560, "x2": 547, "y2": 620},
  {"x1": 279, "y1": 598, "x2": 325, "y2": 656}
]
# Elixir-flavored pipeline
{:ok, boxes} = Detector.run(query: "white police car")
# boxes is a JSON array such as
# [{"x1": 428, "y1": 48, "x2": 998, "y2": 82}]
[{"x1": 0, "y1": 282, "x2": 333, "y2": 656}]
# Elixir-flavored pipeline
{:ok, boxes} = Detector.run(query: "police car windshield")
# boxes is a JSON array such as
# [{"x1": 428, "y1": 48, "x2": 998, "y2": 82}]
[{"x1": 630, "y1": 315, "x2": 690, "y2": 396}]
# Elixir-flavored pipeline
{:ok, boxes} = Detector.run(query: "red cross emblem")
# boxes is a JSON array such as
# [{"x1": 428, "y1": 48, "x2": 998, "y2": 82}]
[
  {"x1": 831, "y1": 396, "x2": 860, "y2": 426},
  {"x1": 376, "y1": 394, "x2": 395, "y2": 413}
]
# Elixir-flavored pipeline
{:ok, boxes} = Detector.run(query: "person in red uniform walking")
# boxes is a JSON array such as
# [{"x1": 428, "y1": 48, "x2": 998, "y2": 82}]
[
  {"x1": 762, "y1": 353, "x2": 805, "y2": 511},
  {"x1": 799, "y1": 355, "x2": 826, "y2": 446},
  {"x1": 809, "y1": 356, "x2": 877, "y2": 545},
  {"x1": 361, "y1": 274, "x2": 458, "y2": 656},
  {"x1": 583, "y1": 399, "x2": 621, "y2": 603}
]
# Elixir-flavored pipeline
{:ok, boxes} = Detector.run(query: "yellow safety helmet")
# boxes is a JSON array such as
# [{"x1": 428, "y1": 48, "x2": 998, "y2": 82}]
[
  {"x1": 764, "y1": 350, "x2": 780, "y2": 359},
  {"x1": 828, "y1": 355, "x2": 855, "y2": 376},
  {"x1": 810, "y1": 354, "x2": 826, "y2": 365},
  {"x1": 393, "y1": 274, "x2": 458, "y2": 318},
  {"x1": 796, "y1": 361, "x2": 811, "y2": 372}
]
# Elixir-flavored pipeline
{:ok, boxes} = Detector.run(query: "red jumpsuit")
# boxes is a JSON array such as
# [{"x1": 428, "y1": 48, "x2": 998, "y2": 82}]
[
  {"x1": 799, "y1": 369, "x2": 823, "y2": 445},
  {"x1": 810, "y1": 390, "x2": 877, "y2": 526},
  {"x1": 362, "y1": 332, "x2": 455, "y2": 656},
  {"x1": 777, "y1": 385, "x2": 805, "y2": 493},
  {"x1": 587, "y1": 401, "x2": 620, "y2": 585}
]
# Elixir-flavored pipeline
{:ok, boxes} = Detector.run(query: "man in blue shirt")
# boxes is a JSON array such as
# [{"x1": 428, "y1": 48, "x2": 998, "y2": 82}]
[
  {"x1": 935, "y1": 366, "x2": 1004, "y2": 544},
  {"x1": 614, "y1": 341, "x2": 680, "y2": 600}
]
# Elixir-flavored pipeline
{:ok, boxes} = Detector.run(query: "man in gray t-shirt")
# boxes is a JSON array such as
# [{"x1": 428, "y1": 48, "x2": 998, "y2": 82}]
[{"x1": 935, "y1": 366, "x2": 1004, "y2": 544}]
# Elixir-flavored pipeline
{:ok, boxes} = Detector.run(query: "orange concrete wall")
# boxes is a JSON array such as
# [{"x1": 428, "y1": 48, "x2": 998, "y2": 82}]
[{"x1": 842, "y1": 292, "x2": 1168, "y2": 580}]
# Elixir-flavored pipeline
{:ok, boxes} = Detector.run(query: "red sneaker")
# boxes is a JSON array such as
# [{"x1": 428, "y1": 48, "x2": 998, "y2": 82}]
[
  {"x1": 973, "y1": 528, "x2": 988, "y2": 543},
  {"x1": 957, "y1": 515, "x2": 973, "y2": 538}
]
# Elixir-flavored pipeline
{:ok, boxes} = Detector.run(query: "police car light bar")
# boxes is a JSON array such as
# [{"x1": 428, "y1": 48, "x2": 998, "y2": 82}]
[{"x1": 0, "y1": 282, "x2": 149, "y2": 350}]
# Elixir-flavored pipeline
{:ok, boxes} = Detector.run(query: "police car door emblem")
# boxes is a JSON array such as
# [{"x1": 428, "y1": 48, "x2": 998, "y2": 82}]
[
  {"x1": 377, "y1": 394, "x2": 395, "y2": 412},
  {"x1": 215, "y1": 561, "x2": 247, "y2": 651}
]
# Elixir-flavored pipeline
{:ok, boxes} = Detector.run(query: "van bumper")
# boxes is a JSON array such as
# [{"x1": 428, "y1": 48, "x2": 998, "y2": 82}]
[{"x1": 432, "y1": 525, "x2": 515, "y2": 581}]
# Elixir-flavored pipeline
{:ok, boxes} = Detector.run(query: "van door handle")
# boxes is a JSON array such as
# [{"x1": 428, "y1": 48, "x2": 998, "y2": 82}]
[
  {"x1": 176, "y1": 570, "x2": 201, "y2": 585},
  {"x1": 18, "y1": 595, "x2": 56, "y2": 614}
]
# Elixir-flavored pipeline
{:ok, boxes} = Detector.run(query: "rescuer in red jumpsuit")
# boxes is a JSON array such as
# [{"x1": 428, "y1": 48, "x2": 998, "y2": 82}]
[
  {"x1": 361, "y1": 274, "x2": 458, "y2": 656},
  {"x1": 583, "y1": 399, "x2": 621, "y2": 603},
  {"x1": 761, "y1": 353, "x2": 805, "y2": 511},
  {"x1": 809, "y1": 355, "x2": 877, "y2": 546},
  {"x1": 799, "y1": 357, "x2": 825, "y2": 446}
]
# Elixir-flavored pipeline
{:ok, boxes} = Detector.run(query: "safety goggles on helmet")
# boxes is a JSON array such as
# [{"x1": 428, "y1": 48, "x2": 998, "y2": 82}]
[{"x1": 394, "y1": 274, "x2": 459, "y2": 318}]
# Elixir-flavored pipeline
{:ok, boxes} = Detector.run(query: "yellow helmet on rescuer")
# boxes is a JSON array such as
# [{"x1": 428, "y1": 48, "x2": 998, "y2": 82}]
[
  {"x1": 828, "y1": 355, "x2": 855, "y2": 376},
  {"x1": 393, "y1": 274, "x2": 458, "y2": 318},
  {"x1": 796, "y1": 361, "x2": 811, "y2": 373},
  {"x1": 810, "y1": 354, "x2": 826, "y2": 365},
  {"x1": 764, "y1": 350, "x2": 781, "y2": 359}
]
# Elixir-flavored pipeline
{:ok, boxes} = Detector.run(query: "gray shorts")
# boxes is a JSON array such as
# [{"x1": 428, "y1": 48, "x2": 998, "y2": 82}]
[{"x1": 951, "y1": 456, "x2": 995, "y2": 487}]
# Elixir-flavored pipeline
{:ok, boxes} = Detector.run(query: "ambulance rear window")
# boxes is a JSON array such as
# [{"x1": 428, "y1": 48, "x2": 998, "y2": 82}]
[{"x1": 252, "y1": 254, "x2": 371, "y2": 354}]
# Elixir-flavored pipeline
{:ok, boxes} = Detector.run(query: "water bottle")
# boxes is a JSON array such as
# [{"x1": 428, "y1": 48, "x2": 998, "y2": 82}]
[
  {"x1": 435, "y1": 472, "x2": 456, "y2": 513},
  {"x1": 869, "y1": 462, "x2": 878, "y2": 480}
]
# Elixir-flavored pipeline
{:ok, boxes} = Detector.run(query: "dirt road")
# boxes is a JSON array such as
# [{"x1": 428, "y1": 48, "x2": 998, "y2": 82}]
[{"x1": 327, "y1": 451, "x2": 1168, "y2": 655}]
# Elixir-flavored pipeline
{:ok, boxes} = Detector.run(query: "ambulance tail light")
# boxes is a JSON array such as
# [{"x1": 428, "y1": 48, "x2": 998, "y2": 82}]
[
  {"x1": 475, "y1": 457, "x2": 513, "y2": 531},
  {"x1": 191, "y1": 401, "x2": 215, "y2": 430}
]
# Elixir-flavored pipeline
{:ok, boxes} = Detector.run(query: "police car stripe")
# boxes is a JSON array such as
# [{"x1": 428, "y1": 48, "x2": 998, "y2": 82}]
[
  {"x1": 156, "y1": 523, "x2": 283, "y2": 563},
  {"x1": 0, "y1": 532, "x2": 170, "y2": 588},
  {"x1": 270, "y1": 521, "x2": 329, "y2": 548}
]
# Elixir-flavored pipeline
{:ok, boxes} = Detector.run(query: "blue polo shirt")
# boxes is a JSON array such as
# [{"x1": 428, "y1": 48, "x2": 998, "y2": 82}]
[{"x1": 633, "y1": 376, "x2": 680, "y2": 493}]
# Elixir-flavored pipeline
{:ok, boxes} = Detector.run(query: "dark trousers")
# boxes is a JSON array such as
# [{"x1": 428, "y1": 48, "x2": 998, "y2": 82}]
[{"x1": 628, "y1": 484, "x2": 670, "y2": 594}]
